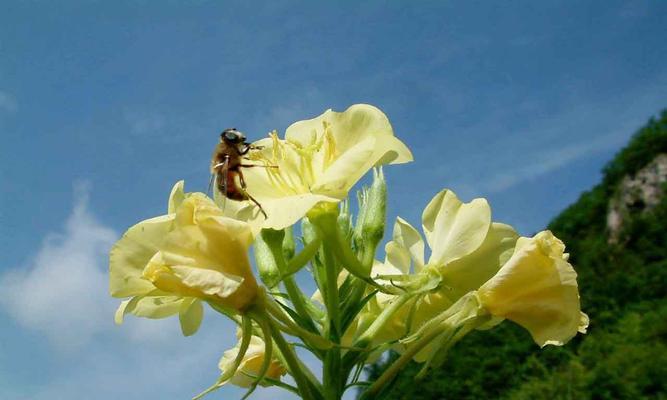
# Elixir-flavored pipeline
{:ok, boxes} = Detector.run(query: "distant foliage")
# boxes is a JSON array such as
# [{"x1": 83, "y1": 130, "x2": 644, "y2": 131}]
[{"x1": 367, "y1": 109, "x2": 667, "y2": 399}]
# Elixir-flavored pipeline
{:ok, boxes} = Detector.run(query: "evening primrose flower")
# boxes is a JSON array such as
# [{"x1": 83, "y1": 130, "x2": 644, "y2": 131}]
[
  {"x1": 367, "y1": 189, "x2": 519, "y2": 335},
  {"x1": 110, "y1": 182, "x2": 258, "y2": 335},
  {"x1": 241, "y1": 104, "x2": 412, "y2": 229},
  {"x1": 218, "y1": 334, "x2": 286, "y2": 388},
  {"x1": 477, "y1": 230, "x2": 589, "y2": 347}
]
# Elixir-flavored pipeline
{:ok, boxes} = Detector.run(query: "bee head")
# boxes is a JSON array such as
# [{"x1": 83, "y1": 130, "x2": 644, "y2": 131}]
[{"x1": 220, "y1": 128, "x2": 246, "y2": 144}]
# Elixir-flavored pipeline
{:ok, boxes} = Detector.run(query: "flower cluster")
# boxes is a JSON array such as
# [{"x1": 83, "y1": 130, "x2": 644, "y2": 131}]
[{"x1": 110, "y1": 104, "x2": 588, "y2": 400}]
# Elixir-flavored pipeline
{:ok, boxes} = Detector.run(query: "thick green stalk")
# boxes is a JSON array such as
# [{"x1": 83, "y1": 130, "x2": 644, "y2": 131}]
[
  {"x1": 354, "y1": 292, "x2": 414, "y2": 348},
  {"x1": 264, "y1": 314, "x2": 323, "y2": 400},
  {"x1": 283, "y1": 274, "x2": 318, "y2": 332},
  {"x1": 282, "y1": 236, "x2": 322, "y2": 277},
  {"x1": 264, "y1": 295, "x2": 332, "y2": 350},
  {"x1": 341, "y1": 292, "x2": 415, "y2": 376},
  {"x1": 322, "y1": 241, "x2": 342, "y2": 399}
]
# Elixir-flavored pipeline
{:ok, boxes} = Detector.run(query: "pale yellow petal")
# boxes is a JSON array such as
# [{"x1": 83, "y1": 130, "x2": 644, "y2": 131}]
[
  {"x1": 288, "y1": 104, "x2": 391, "y2": 155},
  {"x1": 179, "y1": 298, "x2": 204, "y2": 336},
  {"x1": 478, "y1": 231, "x2": 584, "y2": 347},
  {"x1": 392, "y1": 217, "x2": 425, "y2": 272},
  {"x1": 422, "y1": 190, "x2": 491, "y2": 265},
  {"x1": 125, "y1": 294, "x2": 184, "y2": 319},
  {"x1": 310, "y1": 136, "x2": 378, "y2": 197},
  {"x1": 109, "y1": 214, "x2": 173, "y2": 297},
  {"x1": 143, "y1": 253, "x2": 245, "y2": 300},
  {"x1": 114, "y1": 299, "x2": 132, "y2": 325},
  {"x1": 372, "y1": 134, "x2": 413, "y2": 165},
  {"x1": 168, "y1": 180, "x2": 186, "y2": 214},
  {"x1": 258, "y1": 194, "x2": 339, "y2": 230},
  {"x1": 384, "y1": 241, "x2": 412, "y2": 275},
  {"x1": 440, "y1": 222, "x2": 518, "y2": 302},
  {"x1": 220, "y1": 335, "x2": 286, "y2": 388}
]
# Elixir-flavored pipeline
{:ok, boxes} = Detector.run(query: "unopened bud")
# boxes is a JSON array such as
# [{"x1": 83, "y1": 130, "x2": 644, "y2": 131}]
[
  {"x1": 282, "y1": 226, "x2": 296, "y2": 260},
  {"x1": 354, "y1": 168, "x2": 387, "y2": 259},
  {"x1": 254, "y1": 228, "x2": 285, "y2": 288},
  {"x1": 338, "y1": 200, "x2": 353, "y2": 240}
]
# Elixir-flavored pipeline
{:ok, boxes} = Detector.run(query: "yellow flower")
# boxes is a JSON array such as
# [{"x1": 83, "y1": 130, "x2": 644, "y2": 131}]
[
  {"x1": 110, "y1": 182, "x2": 258, "y2": 335},
  {"x1": 477, "y1": 230, "x2": 589, "y2": 347},
  {"x1": 241, "y1": 104, "x2": 412, "y2": 229},
  {"x1": 218, "y1": 334, "x2": 287, "y2": 388},
  {"x1": 365, "y1": 189, "x2": 518, "y2": 340}
]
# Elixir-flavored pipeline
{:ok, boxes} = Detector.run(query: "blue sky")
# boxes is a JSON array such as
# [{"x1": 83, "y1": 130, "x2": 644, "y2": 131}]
[{"x1": 1, "y1": 1, "x2": 665, "y2": 399}]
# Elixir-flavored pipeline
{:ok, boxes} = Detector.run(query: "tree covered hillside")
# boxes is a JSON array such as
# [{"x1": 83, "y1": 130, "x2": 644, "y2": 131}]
[{"x1": 366, "y1": 110, "x2": 667, "y2": 399}]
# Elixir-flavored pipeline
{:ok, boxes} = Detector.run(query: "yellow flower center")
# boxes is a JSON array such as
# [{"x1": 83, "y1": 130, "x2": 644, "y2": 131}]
[{"x1": 248, "y1": 122, "x2": 339, "y2": 196}]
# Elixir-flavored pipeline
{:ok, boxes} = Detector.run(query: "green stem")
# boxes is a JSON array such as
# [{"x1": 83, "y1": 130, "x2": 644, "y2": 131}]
[
  {"x1": 264, "y1": 314, "x2": 322, "y2": 400},
  {"x1": 322, "y1": 243, "x2": 342, "y2": 399},
  {"x1": 312, "y1": 213, "x2": 369, "y2": 280},
  {"x1": 341, "y1": 291, "x2": 415, "y2": 375},
  {"x1": 242, "y1": 316, "x2": 274, "y2": 399},
  {"x1": 322, "y1": 244, "x2": 341, "y2": 336},
  {"x1": 283, "y1": 236, "x2": 322, "y2": 277},
  {"x1": 354, "y1": 292, "x2": 414, "y2": 348},
  {"x1": 264, "y1": 296, "x2": 332, "y2": 350},
  {"x1": 283, "y1": 274, "x2": 318, "y2": 332}
]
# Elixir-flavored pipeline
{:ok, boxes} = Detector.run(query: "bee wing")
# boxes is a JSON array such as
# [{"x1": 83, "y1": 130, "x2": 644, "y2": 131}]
[
  {"x1": 207, "y1": 173, "x2": 215, "y2": 196},
  {"x1": 212, "y1": 156, "x2": 230, "y2": 212}
]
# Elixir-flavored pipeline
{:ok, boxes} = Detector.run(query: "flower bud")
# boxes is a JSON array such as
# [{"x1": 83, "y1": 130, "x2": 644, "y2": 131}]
[
  {"x1": 301, "y1": 217, "x2": 319, "y2": 247},
  {"x1": 282, "y1": 226, "x2": 296, "y2": 260},
  {"x1": 353, "y1": 167, "x2": 387, "y2": 267},
  {"x1": 254, "y1": 229, "x2": 286, "y2": 288},
  {"x1": 337, "y1": 200, "x2": 353, "y2": 241}
]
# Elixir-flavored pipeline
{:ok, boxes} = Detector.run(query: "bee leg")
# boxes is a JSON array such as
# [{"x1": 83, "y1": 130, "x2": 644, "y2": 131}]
[
  {"x1": 240, "y1": 164, "x2": 279, "y2": 169},
  {"x1": 247, "y1": 193, "x2": 268, "y2": 219},
  {"x1": 237, "y1": 169, "x2": 268, "y2": 219},
  {"x1": 238, "y1": 168, "x2": 247, "y2": 189},
  {"x1": 239, "y1": 143, "x2": 265, "y2": 156}
]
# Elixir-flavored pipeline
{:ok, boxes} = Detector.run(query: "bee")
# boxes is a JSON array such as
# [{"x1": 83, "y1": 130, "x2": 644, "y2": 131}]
[{"x1": 210, "y1": 128, "x2": 271, "y2": 218}]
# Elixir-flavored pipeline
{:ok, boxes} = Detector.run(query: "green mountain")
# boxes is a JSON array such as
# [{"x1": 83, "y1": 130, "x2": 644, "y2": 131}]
[{"x1": 366, "y1": 110, "x2": 667, "y2": 399}]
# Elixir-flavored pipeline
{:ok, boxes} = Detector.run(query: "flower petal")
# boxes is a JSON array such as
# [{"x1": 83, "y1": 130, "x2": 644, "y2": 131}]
[
  {"x1": 144, "y1": 253, "x2": 246, "y2": 301},
  {"x1": 109, "y1": 214, "x2": 174, "y2": 297},
  {"x1": 179, "y1": 298, "x2": 204, "y2": 336},
  {"x1": 116, "y1": 293, "x2": 184, "y2": 322},
  {"x1": 256, "y1": 193, "x2": 339, "y2": 231},
  {"x1": 441, "y1": 222, "x2": 518, "y2": 302},
  {"x1": 478, "y1": 231, "x2": 584, "y2": 347},
  {"x1": 220, "y1": 335, "x2": 286, "y2": 388},
  {"x1": 392, "y1": 217, "x2": 425, "y2": 272},
  {"x1": 168, "y1": 180, "x2": 186, "y2": 214},
  {"x1": 311, "y1": 136, "x2": 378, "y2": 197},
  {"x1": 422, "y1": 190, "x2": 491, "y2": 265}
]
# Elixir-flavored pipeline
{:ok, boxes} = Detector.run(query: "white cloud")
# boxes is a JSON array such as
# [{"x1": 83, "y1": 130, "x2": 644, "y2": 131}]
[
  {"x1": 0, "y1": 183, "x2": 191, "y2": 352},
  {"x1": 0, "y1": 183, "x2": 305, "y2": 400},
  {"x1": 0, "y1": 90, "x2": 18, "y2": 113},
  {"x1": 483, "y1": 131, "x2": 628, "y2": 193},
  {"x1": 0, "y1": 183, "x2": 347, "y2": 400},
  {"x1": 0, "y1": 183, "x2": 116, "y2": 350}
]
